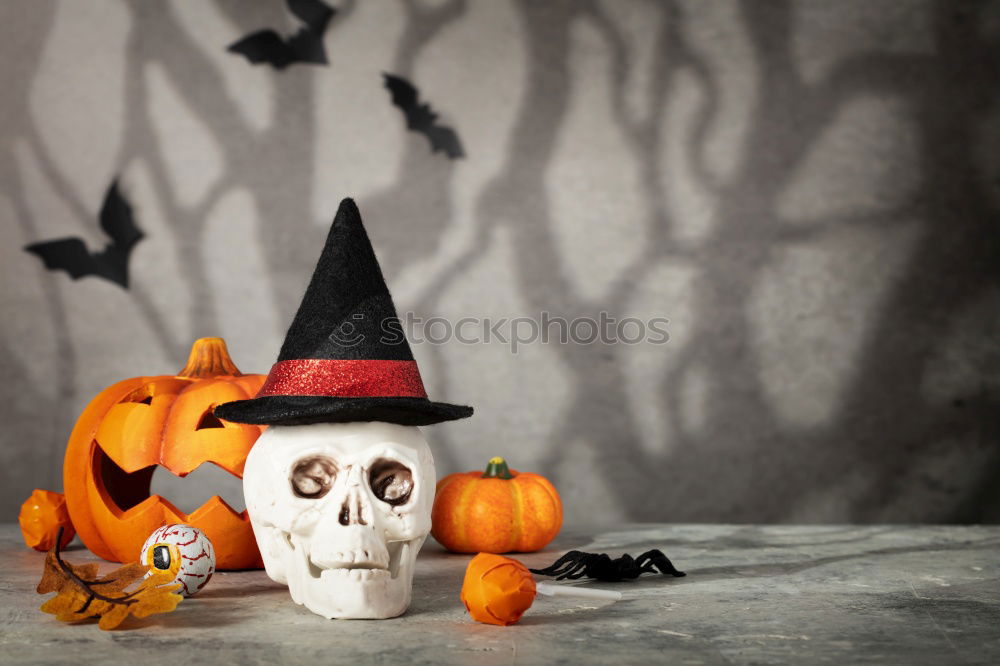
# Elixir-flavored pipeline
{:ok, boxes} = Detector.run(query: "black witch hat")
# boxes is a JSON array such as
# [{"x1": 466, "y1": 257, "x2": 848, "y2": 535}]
[{"x1": 214, "y1": 198, "x2": 472, "y2": 426}]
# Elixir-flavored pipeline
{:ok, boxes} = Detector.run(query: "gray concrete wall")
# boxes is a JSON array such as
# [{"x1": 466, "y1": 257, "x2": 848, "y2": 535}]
[{"x1": 1, "y1": 0, "x2": 998, "y2": 525}]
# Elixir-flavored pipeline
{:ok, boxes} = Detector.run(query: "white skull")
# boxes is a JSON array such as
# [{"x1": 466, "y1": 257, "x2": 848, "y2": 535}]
[{"x1": 243, "y1": 421, "x2": 434, "y2": 619}]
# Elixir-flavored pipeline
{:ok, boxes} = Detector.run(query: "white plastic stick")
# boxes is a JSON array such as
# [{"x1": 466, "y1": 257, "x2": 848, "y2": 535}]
[{"x1": 535, "y1": 582, "x2": 622, "y2": 602}]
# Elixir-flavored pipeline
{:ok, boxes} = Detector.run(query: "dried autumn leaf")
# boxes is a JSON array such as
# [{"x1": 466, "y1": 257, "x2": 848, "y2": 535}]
[{"x1": 36, "y1": 527, "x2": 183, "y2": 630}]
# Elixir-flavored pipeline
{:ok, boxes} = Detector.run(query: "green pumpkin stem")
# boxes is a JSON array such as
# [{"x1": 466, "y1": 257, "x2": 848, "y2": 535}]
[{"x1": 482, "y1": 456, "x2": 514, "y2": 479}]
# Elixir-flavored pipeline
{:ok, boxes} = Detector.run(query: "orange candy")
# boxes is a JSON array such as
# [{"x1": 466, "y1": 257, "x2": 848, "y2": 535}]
[
  {"x1": 433, "y1": 457, "x2": 562, "y2": 553},
  {"x1": 19, "y1": 489, "x2": 75, "y2": 551},
  {"x1": 461, "y1": 553, "x2": 537, "y2": 626}
]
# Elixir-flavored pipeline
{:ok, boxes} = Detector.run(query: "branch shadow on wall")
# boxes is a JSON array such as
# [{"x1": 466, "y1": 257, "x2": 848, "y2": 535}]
[
  {"x1": 4, "y1": 0, "x2": 999, "y2": 524},
  {"x1": 461, "y1": 0, "x2": 1000, "y2": 523}
]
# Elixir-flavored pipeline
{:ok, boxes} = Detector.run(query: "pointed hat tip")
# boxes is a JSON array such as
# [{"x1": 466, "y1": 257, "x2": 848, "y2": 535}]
[
  {"x1": 330, "y1": 197, "x2": 364, "y2": 233},
  {"x1": 335, "y1": 197, "x2": 360, "y2": 218}
]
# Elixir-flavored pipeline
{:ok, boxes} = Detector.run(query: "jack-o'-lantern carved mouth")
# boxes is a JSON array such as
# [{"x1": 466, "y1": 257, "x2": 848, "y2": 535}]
[{"x1": 92, "y1": 441, "x2": 250, "y2": 522}]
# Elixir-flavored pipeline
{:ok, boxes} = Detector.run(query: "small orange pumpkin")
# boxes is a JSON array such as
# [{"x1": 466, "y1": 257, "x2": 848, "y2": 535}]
[
  {"x1": 432, "y1": 457, "x2": 562, "y2": 553},
  {"x1": 63, "y1": 338, "x2": 266, "y2": 570}
]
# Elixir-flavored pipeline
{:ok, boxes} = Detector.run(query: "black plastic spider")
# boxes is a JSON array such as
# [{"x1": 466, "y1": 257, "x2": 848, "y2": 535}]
[{"x1": 529, "y1": 549, "x2": 686, "y2": 582}]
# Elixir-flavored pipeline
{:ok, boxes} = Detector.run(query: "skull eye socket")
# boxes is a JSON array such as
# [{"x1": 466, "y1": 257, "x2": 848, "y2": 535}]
[
  {"x1": 291, "y1": 456, "x2": 337, "y2": 499},
  {"x1": 369, "y1": 459, "x2": 414, "y2": 506}
]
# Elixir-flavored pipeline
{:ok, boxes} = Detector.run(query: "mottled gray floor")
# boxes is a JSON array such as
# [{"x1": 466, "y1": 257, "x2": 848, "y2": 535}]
[{"x1": 2, "y1": 524, "x2": 999, "y2": 665}]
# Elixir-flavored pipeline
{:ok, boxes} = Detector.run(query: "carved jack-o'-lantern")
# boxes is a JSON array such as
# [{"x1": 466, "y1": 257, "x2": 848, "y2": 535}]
[{"x1": 63, "y1": 338, "x2": 266, "y2": 570}]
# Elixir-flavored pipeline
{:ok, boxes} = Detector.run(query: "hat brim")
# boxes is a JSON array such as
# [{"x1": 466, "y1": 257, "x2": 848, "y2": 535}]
[{"x1": 214, "y1": 395, "x2": 473, "y2": 427}]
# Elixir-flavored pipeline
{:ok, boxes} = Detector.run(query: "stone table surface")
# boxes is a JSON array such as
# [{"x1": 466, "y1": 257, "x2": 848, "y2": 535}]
[{"x1": 2, "y1": 524, "x2": 999, "y2": 665}]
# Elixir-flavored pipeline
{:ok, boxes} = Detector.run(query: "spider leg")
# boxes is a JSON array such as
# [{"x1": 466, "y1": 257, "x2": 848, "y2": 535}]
[
  {"x1": 634, "y1": 550, "x2": 656, "y2": 573},
  {"x1": 529, "y1": 551, "x2": 586, "y2": 577},
  {"x1": 565, "y1": 556, "x2": 600, "y2": 579},
  {"x1": 637, "y1": 549, "x2": 686, "y2": 577}
]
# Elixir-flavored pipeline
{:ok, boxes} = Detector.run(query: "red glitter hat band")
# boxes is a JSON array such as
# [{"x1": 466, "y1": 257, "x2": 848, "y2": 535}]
[{"x1": 256, "y1": 359, "x2": 428, "y2": 399}]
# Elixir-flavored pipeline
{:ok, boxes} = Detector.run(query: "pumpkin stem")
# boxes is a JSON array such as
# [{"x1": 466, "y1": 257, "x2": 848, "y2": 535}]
[
  {"x1": 176, "y1": 337, "x2": 242, "y2": 379},
  {"x1": 482, "y1": 456, "x2": 514, "y2": 479}
]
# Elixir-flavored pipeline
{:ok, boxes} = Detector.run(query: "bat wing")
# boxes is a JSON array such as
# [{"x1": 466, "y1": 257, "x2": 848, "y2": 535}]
[
  {"x1": 287, "y1": 0, "x2": 334, "y2": 31},
  {"x1": 99, "y1": 180, "x2": 143, "y2": 254},
  {"x1": 24, "y1": 239, "x2": 99, "y2": 281},
  {"x1": 228, "y1": 30, "x2": 295, "y2": 69},
  {"x1": 97, "y1": 180, "x2": 144, "y2": 288},
  {"x1": 383, "y1": 73, "x2": 420, "y2": 122},
  {"x1": 425, "y1": 124, "x2": 465, "y2": 159}
]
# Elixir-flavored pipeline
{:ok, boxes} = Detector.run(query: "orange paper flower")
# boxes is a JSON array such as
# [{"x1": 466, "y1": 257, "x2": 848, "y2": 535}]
[
  {"x1": 19, "y1": 489, "x2": 75, "y2": 552},
  {"x1": 461, "y1": 553, "x2": 537, "y2": 626}
]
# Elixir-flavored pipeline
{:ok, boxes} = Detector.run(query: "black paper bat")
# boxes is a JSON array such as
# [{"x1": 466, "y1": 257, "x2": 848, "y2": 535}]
[
  {"x1": 382, "y1": 73, "x2": 465, "y2": 159},
  {"x1": 24, "y1": 180, "x2": 143, "y2": 289},
  {"x1": 529, "y1": 549, "x2": 686, "y2": 582},
  {"x1": 227, "y1": 0, "x2": 335, "y2": 70}
]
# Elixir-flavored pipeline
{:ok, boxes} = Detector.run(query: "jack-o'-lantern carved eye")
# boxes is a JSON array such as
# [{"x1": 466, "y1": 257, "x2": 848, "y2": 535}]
[
  {"x1": 291, "y1": 456, "x2": 337, "y2": 499},
  {"x1": 196, "y1": 411, "x2": 226, "y2": 429},
  {"x1": 122, "y1": 386, "x2": 154, "y2": 405}
]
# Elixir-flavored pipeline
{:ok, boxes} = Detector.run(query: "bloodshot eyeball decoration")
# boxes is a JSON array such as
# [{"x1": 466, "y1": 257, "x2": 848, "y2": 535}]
[{"x1": 140, "y1": 524, "x2": 216, "y2": 597}]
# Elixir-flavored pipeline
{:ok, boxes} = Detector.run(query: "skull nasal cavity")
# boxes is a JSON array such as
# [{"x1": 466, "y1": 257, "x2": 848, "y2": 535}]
[{"x1": 339, "y1": 490, "x2": 368, "y2": 526}]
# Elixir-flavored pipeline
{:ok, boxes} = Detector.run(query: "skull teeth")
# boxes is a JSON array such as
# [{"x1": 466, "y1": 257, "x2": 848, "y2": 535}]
[
  {"x1": 326, "y1": 549, "x2": 390, "y2": 570},
  {"x1": 320, "y1": 568, "x2": 389, "y2": 580}
]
